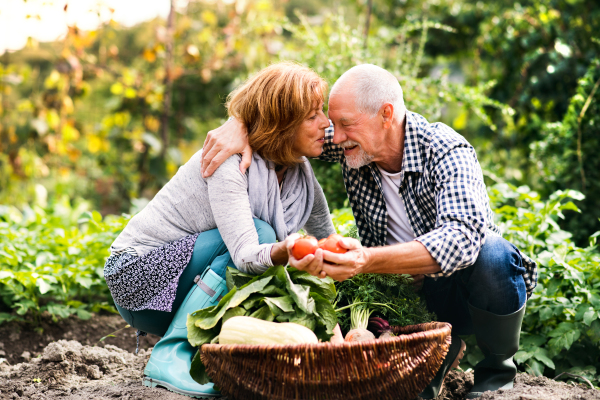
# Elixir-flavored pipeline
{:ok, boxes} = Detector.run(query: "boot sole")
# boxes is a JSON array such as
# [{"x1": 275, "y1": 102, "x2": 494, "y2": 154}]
[{"x1": 143, "y1": 376, "x2": 221, "y2": 398}]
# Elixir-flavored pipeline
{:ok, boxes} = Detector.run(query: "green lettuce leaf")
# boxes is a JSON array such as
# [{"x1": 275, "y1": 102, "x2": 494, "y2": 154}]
[
  {"x1": 226, "y1": 267, "x2": 254, "y2": 290},
  {"x1": 190, "y1": 350, "x2": 210, "y2": 384},
  {"x1": 192, "y1": 276, "x2": 273, "y2": 330},
  {"x1": 263, "y1": 295, "x2": 295, "y2": 315},
  {"x1": 249, "y1": 305, "x2": 275, "y2": 321},
  {"x1": 282, "y1": 267, "x2": 315, "y2": 314},
  {"x1": 289, "y1": 269, "x2": 337, "y2": 303}
]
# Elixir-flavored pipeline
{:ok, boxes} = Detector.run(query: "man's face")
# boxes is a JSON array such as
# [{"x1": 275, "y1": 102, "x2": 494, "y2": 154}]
[{"x1": 328, "y1": 91, "x2": 381, "y2": 169}]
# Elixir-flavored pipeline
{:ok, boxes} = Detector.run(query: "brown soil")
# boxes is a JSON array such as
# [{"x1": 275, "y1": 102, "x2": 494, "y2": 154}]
[
  {"x1": 1, "y1": 315, "x2": 599, "y2": 400},
  {"x1": 0, "y1": 314, "x2": 159, "y2": 363},
  {"x1": 440, "y1": 370, "x2": 600, "y2": 400},
  {"x1": 0, "y1": 340, "x2": 189, "y2": 400}
]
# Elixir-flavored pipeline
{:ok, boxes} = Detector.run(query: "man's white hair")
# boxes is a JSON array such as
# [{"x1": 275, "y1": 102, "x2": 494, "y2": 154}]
[{"x1": 330, "y1": 64, "x2": 405, "y2": 118}]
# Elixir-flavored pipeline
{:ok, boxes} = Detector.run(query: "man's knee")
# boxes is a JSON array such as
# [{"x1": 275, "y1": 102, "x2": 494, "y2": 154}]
[
  {"x1": 253, "y1": 219, "x2": 276, "y2": 245},
  {"x1": 473, "y1": 236, "x2": 525, "y2": 285},
  {"x1": 468, "y1": 236, "x2": 527, "y2": 314}
]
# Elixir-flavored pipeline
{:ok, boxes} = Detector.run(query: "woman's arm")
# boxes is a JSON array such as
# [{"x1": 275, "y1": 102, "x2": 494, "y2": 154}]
[{"x1": 207, "y1": 155, "x2": 279, "y2": 274}]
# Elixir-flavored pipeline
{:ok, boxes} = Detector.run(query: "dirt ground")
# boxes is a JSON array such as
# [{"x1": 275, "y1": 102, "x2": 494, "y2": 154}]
[{"x1": 0, "y1": 314, "x2": 598, "y2": 400}]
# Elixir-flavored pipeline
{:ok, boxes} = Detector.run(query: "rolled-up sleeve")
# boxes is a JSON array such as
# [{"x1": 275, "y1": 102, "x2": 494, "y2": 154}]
[{"x1": 415, "y1": 145, "x2": 489, "y2": 276}]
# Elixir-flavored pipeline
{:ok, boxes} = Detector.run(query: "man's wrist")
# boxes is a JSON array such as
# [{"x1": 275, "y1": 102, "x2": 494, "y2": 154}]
[{"x1": 358, "y1": 247, "x2": 375, "y2": 274}]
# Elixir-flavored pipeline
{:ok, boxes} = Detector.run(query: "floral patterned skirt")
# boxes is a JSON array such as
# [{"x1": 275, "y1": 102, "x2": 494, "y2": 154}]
[{"x1": 103, "y1": 233, "x2": 200, "y2": 312}]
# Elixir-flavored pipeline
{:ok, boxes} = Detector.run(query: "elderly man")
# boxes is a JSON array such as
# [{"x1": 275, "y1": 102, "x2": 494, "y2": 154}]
[{"x1": 201, "y1": 64, "x2": 536, "y2": 399}]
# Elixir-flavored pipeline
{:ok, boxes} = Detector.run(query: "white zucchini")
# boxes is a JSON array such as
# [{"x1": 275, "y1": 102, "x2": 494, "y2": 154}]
[{"x1": 219, "y1": 316, "x2": 318, "y2": 345}]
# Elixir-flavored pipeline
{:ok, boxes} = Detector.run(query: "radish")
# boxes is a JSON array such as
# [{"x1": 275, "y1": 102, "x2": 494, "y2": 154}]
[
  {"x1": 344, "y1": 302, "x2": 375, "y2": 342},
  {"x1": 367, "y1": 317, "x2": 395, "y2": 339}
]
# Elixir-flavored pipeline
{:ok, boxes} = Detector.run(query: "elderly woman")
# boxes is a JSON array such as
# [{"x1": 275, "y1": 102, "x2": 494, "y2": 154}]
[{"x1": 104, "y1": 62, "x2": 336, "y2": 397}]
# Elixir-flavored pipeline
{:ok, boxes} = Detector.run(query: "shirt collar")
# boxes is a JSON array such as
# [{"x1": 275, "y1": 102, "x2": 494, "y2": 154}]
[{"x1": 400, "y1": 111, "x2": 424, "y2": 174}]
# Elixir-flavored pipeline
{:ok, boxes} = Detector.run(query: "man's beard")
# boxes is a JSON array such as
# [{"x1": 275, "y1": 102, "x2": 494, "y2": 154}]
[{"x1": 340, "y1": 140, "x2": 374, "y2": 169}]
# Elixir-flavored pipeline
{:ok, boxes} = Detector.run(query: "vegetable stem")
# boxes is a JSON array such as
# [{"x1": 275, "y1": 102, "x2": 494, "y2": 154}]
[{"x1": 336, "y1": 301, "x2": 402, "y2": 318}]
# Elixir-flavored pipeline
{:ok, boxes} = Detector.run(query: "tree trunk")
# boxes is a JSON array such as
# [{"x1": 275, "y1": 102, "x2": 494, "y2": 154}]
[
  {"x1": 363, "y1": 0, "x2": 373, "y2": 50},
  {"x1": 160, "y1": 0, "x2": 175, "y2": 157}
]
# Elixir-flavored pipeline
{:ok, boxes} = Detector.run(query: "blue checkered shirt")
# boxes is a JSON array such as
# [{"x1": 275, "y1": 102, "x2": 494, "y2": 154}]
[{"x1": 319, "y1": 111, "x2": 537, "y2": 297}]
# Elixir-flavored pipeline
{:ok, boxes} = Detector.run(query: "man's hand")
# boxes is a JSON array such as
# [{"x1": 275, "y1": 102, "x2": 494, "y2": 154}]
[
  {"x1": 201, "y1": 118, "x2": 252, "y2": 178},
  {"x1": 320, "y1": 237, "x2": 369, "y2": 281}
]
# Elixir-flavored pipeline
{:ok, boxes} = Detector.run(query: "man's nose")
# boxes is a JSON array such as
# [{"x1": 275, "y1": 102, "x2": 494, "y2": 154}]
[{"x1": 332, "y1": 129, "x2": 346, "y2": 145}]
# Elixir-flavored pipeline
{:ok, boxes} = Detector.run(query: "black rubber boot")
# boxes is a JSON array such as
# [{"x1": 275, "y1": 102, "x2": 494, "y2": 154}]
[
  {"x1": 418, "y1": 334, "x2": 466, "y2": 399},
  {"x1": 466, "y1": 303, "x2": 526, "y2": 399}
]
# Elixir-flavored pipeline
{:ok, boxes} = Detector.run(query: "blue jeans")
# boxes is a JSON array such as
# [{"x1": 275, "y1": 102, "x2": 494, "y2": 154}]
[
  {"x1": 422, "y1": 236, "x2": 527, "y2": 336},
  {"x1": 115, "y1": 219, "x2": 276, "y2": 337}
]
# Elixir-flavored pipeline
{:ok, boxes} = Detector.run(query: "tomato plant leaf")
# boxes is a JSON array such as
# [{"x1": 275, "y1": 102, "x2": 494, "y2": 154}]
[
  {"x1": 583, "y1": 310, "x2": 598, "y2": 326},
  {"x1": 533, "y1": 348, "x2": 556, "y2": 369},
  {"x1": 514, "y1": 350, "x2": 533, "y2": 364}
]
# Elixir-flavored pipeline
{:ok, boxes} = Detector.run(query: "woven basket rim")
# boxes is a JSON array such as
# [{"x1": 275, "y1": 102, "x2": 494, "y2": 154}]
[{"x1": 202, "y1": 321, "x2": 451, "y2": 351}]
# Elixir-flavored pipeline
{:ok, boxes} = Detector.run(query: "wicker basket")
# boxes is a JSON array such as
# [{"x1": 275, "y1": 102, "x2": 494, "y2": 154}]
[{"x1": 200, "y1": 322, "x2": 451, "y2": 400}]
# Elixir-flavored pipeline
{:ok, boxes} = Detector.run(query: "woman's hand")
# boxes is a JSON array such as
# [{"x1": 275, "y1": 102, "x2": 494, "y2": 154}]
[
  {"x1": 201, "y1": 118, "x2": 252, "y2": 178},
  {"x1": 269, "y1": 235, "x2": 297, "y2": 266},
  {"x1": 284, "y1": 234, "x2": 327, "y2": 279}
]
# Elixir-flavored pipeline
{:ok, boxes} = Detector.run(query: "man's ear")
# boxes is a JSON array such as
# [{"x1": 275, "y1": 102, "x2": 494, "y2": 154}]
[{"x1": 380, "y1": 103, "x2": 394, "y2": 128}]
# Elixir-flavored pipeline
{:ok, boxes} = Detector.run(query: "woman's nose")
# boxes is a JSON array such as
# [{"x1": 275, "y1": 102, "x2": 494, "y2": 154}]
[{"x1": 319, "y1": 113, "x2": 330, "y2": 129}]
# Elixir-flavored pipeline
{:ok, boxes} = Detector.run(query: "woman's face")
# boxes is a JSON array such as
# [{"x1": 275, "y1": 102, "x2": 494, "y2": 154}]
[{"x1": 292, "y1": 101, "x2": 330, "y2": 159}]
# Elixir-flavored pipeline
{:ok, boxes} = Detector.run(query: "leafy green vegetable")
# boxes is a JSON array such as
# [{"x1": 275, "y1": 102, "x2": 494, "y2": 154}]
[
  {"x1": 190, "y1": 276, "x2": 274, "y2": 330},
  {"x1": 190, "y1": 350, "x2": 210, "y2": 385},
  {"x1": 335, "y1": 273, "x2": 435, "y2": 333},
  {"x1": 187, "y1": 265, "x2": 338, "y2": 384}
]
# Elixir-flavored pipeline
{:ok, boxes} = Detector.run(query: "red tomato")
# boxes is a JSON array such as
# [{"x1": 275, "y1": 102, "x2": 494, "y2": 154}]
[
  {"x1": 292, "y1": 236, "x2": 318, "y2": 259},
  {"x1": 319, "y1": 234, "x2": 347, "y2": 254}
]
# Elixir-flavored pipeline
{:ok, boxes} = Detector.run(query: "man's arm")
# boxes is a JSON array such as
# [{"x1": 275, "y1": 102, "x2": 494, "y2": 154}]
[
  {"x1": 414, "y1": 144, "x2": 489, "y2": 276},
  {"x1": 293, "y1": 144, "x2": 490, "y2": 281},
  {"x1": 202, "y1": 119, "x2": 345, "y2": 177},
  {"x1": 319, "y1": 239, "x2": 441, "y2": 281},
  {"x1": 201, "y1": 118, "x2": 253, "y2": 178}
]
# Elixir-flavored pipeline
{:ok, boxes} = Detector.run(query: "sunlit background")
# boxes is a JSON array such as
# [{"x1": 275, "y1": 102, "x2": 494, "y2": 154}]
[{"x1": 1, "y1": 0, "x2": 599, "y2": 243}]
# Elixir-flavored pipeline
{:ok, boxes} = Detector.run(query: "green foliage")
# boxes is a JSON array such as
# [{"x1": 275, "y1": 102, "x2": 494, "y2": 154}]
[
  {"x1": 335, "y1": 273, "x2": 436, "y2": 333},
  {"x1": 0, "y1": 196, "x2": 129, "y2": 325},
  {"x1": 458, "y1": 179, "x2": 600, "y2": 385},
  {"x1": 331, "y1": 207, "x2": 359, "y2": 239},
  {"x1": 531, "y1": 59, "x2": 600, "y2": 244},
  {"x1": 0, "y1": 1, "x2": 519, "y2": 213},
  {"x1": 516, "y1": 240, "x2": 600, "y2": 385}
]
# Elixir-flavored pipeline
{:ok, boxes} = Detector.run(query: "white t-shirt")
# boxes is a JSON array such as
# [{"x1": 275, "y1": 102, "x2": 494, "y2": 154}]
[{"x1": 377, "y1": 165, "x2": 416, "y2": 245}]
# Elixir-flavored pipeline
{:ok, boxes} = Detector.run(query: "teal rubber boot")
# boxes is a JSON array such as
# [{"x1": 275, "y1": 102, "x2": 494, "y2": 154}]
[
  {"x1": 143, "y1": 267, "x2": 228, "y2": 398},
  {"x1": 466, "y1": 303, "x2": 526, "y2": 399}
]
